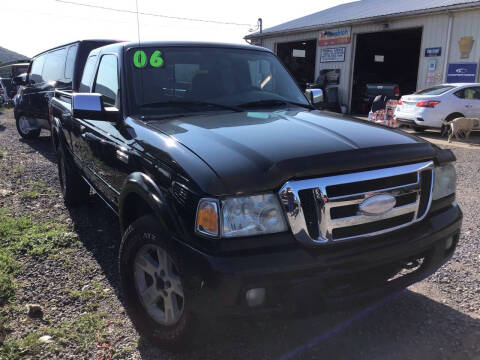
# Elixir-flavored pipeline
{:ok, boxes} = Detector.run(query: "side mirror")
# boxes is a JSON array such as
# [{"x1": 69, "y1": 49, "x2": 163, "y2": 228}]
[
  {"x1": 72, "y1": 93, "x2": 120, "y2": 121},
  {"x1": 305, "y1": 88, "x2": 324, "y2": 106},
  {"x1": 13, "y1": 73, "x2": 28, "y2": 86}
]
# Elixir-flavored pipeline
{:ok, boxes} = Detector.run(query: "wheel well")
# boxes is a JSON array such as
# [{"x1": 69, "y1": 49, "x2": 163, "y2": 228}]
[
  {"x1": 446, "y1": 112, "x2": 464, "y2": 122},
  {"x1": 121, "y1": 193, "x2": 154, "y2": 231}
]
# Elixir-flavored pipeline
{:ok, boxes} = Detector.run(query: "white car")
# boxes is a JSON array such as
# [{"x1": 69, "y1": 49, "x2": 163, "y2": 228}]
[{"x1": 394, "y1": 83, "x2": 480, "y2": 132}]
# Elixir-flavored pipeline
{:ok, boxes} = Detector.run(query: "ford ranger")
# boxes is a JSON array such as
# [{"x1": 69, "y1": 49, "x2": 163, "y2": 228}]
[{"x1": 49, "y1": 41, "x2": 462, "y2": 348}]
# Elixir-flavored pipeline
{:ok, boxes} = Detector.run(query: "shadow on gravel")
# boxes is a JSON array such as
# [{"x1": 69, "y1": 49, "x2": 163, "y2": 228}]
[
  {"x1": 61, "y1": 195, "x2": 480, "y2": 359},
  {"x1": 19, "y1": 135, "x2": 57, "y2": 163},
  {"x1": 0, "y1": 123, "x2": 5, "y2": 132},
  {"x1": 136, "y1": 290, "x2": 480, "y2": 360}
]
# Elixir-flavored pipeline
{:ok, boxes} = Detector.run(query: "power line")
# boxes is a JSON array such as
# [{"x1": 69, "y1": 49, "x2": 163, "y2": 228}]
[{"x1": 54, "y1": 0, "x2": 254, "y2": 27}]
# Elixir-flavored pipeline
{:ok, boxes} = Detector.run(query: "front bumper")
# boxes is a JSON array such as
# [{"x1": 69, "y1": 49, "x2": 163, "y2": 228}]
[{"x1": 177, "y1": 200, "x2": 462, "y2": 316}]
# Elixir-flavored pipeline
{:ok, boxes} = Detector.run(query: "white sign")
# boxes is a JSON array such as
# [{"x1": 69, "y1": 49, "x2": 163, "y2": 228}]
[
  {"x1": 292, "y1": 49, "x2": 306, "y2": 58},
  {"x1": 374, "y1": 55, "x2": 385, "y2": 63},
  {"x1": 320, "y1": 47, "x2": 346, "y2": 62}
]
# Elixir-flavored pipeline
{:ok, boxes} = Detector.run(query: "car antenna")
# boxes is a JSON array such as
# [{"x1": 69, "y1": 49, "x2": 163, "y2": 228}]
[{"x1": 135, "y1": 0, "x2": 145, "y2": 112}]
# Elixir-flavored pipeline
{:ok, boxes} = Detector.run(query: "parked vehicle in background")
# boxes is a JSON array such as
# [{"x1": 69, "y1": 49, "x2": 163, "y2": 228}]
[
  {"x1": 395, "y1": 83, "x2": 480, "y2": 132},
  {"x1": 50, "y1": 41, "x2": 461, "y2": 349},
  {"x1": 0, "y1": 62, "x2": 30, "y2": 79},
  {"x1": 13, "y1": 39, "x2": 118, "y2": 138},
  {"x1": 0, "y1": 77, "x2": 18, "y2": 106}
]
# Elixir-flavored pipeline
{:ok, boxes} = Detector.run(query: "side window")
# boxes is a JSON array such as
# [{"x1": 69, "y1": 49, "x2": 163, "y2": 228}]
[
  {"x1": 42, "y1": 48, "x2": 67, "y2": 83},
  {"x1": 466, "y1": 87, "x2": 480, "y2": 100},
  {"x1": 454, "y1": 89, "x2": 465, "y2": 99},
  {"x1": 64, "y1": 44, "x2": 79, "y2": 80},
  {"x1": 29, "y1": 55, "x2": 46, "y2": 84},
  {"x1": 94, "y1": 55, "x2": 119, "y2": 107},
  {"x1": 79, "y1": 55, "x2": 98, "y2": 92}
]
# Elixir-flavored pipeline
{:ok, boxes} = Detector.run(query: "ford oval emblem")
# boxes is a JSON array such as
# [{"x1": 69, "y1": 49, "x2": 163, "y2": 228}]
[{"x1": 359, "y1": 194, "x2": 396, "y2": 216}]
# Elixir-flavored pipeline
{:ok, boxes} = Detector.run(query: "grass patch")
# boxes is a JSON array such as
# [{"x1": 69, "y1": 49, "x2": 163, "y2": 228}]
[
  {"x1": 12, "y1": 165, "x2": 24, "y2": 175},
  {"x1": 19, "y1": 181, "x2": 51, "y2": 200},
  {"x1": 0, "y1": 252, "x2": 19, "y2": 306},
  {"x1": 0, "y1": 313, "x2": 107, "y2": 359},
  {"x1": 0, "y1": 208, "x2": 78, "y2": 304},
  {"x1": 0, "y1": 208, "x2": 78, "y2": 258},
  {"x1": 0, "y1": 148, "x2": 5, "y2": 160},
  {"x1": 67, "y1": 281, "x2": 106, "y2": 302}
]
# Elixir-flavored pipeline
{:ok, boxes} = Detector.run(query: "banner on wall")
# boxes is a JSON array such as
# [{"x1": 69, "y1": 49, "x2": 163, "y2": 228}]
[
  {"x1": 446, "y1": 63, "x2": 478, "y2": 83},
  {"x1": 318, "y1": 28, "x2": 351, "y2": 46},
  {"x1": 320, "y1": 47, "x2": 346, "y2": 62}
]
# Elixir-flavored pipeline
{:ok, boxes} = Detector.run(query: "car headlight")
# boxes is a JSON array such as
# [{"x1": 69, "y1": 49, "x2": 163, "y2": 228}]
[
  {"x1": 195, "y1": 194, "x2": 288, "y2": 238},
  {"x1": 432, "y1": 164, "x2": 456, "y2": 200}
]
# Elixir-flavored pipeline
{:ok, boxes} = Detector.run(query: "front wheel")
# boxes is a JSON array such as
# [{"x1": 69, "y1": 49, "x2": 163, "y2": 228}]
[
  {"x1": 119, "y1": 215, "x2": 192, "y2": 349},
  {"x1": 16, "y1": 115, "x2": 41, "y2": 139}
]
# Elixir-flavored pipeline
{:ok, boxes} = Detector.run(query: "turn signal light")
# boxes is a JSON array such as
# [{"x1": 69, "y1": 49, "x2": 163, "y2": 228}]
[
  {"x1": 416, "y1": 100, "x2": 441, "y2": 108},
  {"x1": 195, "y1": 199, "x2": 219, "y2": 236}
]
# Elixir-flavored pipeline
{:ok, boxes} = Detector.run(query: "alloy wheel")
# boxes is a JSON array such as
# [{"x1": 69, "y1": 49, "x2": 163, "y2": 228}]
[{"x1": 133, "y1": 244, "x2": 184, "y2": 326}]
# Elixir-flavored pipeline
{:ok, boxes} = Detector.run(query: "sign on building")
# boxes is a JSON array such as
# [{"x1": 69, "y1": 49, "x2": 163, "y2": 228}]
[
  {"x1": 425, "y1": 47, "x2": 442, "y2": 57},
  {"x1": 320, "y1": 47, "x2": 346, "y2": 62},
  {"x1": 318, "y1": 28, "x2": 351, "y2": 46},
  {"x1": 446, "y1": 63, "x2": 478, "y2": 83}
]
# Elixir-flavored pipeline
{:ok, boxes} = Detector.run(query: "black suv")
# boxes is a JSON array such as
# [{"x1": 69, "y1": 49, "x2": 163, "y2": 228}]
[
  {"x1": 50, "y1": 41, "x2": 462, "y2": 348},
  {"x1": 13, "y1": 39, "x2": 117, "y2": 138}
]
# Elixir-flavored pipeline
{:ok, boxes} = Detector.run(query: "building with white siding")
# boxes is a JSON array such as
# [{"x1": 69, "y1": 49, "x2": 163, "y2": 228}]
[{"x1": 245, "y1": 0, "x2": 480, "y2": 113}]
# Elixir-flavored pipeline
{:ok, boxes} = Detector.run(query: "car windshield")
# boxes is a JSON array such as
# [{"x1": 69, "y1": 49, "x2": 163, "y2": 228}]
[
  {"x1": 126, "y1": 46, "x2": 309, "y2": 118},
  {"x1": 414, "y1": 85, "x2": 454, "y2": 95}
]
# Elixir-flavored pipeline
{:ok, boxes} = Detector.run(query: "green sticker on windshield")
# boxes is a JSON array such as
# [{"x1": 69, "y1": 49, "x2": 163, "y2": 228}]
[
  {"x1": 150, "y1": 50, "x2": 164, "y2": 68},
  {"x1": 133, "y1": 49, "x2": 164, "y2": 68},
  {"x1": 133, "y1": 50, "x2": 147, "y2": 68}
]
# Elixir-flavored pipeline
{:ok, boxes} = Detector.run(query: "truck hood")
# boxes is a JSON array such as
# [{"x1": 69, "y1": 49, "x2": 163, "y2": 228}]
[{"x1": 147, "y1": 109, "x2": 436, "y2": 195}]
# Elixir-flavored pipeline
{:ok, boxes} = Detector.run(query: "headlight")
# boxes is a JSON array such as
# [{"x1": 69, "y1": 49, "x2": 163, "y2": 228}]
[
  {"x1": 195, "y1": 194, "x2": 288, "y2": 238},
  {"x1": 221, "y1": 194, "x2": 288, "y2": 237},
  {"x1": 432, "y1": 164, "x2": 456, "y2": 200}
]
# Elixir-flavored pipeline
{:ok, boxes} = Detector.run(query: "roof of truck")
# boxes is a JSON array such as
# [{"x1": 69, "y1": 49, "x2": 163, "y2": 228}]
[
  {"x1": 31, "y1": 39, "x2": 120, "y2": 59},
  {"x1": 118, "y1": 41, "x2": 271, "y2": 52}
]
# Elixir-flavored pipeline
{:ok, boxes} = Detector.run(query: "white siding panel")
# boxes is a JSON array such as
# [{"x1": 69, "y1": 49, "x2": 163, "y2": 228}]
[{"x1": 448, "y1": 9, "x2": 480, "y2": 67}]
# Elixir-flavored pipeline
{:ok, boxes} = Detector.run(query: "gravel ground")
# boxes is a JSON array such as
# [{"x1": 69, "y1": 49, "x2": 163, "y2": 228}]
[{"x1": 0, "y1": 108, "x2": 479, "y2": 359}]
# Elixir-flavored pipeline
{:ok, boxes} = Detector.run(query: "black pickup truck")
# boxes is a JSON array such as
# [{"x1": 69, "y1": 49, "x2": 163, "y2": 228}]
[
  {"x1": 50, "y1": 41, "x2": 462, "y2": 348},
  {"x1": 13, "y1": 40, "x2": 117, "y2": 138}
]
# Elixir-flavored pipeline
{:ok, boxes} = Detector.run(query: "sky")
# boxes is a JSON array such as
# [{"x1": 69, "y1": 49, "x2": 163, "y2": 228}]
[{"x1": 1, "y1": 0, "x2": 352, "y2": 57}]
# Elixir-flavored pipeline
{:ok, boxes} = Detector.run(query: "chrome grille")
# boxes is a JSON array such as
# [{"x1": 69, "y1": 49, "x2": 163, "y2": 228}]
[{"x1": 278, "y1": 161, "x2": 434, "y2": 246}]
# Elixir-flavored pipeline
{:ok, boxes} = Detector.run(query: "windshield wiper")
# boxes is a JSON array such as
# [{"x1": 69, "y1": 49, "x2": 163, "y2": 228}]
[
  {"x1": 237, "y1": 99, "x2": 314, "y2": 110},
  {"x1": 141, "y1": 100, "x2": 243, "y2": 112}
]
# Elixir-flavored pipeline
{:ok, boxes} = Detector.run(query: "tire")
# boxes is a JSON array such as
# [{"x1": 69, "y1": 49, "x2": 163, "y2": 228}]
[
  {"x1": 441, "y1": 112, "x2": 464, "y2": 137},
  {"x1": 16, "y1": 115, "x2": 41, "y2": 139},
  {"x1": 56, "y1": 144, "x2": 90, "y2": 206},
  {"x1": 119, "y1": 215, "x2": 193, "y2": 350}
]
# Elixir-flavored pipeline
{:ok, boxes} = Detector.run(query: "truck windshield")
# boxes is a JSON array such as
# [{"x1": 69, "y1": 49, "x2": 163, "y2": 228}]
[{"x1": 126, "y1": 46, "x2": 309, "y2": 117}]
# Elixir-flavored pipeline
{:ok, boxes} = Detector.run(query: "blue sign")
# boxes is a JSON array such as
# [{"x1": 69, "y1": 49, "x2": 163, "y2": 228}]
[
  {"x1": 425, "y1": 47, "x2": 441, "y2": 57},
  {"x1": 446, "y1": 63, "x2": 478, "y2": 83}
]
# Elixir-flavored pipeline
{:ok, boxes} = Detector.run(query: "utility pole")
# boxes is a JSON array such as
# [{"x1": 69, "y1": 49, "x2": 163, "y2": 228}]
[{"x1": 258, "y1": 18, "x2": 263, "y2": 46}]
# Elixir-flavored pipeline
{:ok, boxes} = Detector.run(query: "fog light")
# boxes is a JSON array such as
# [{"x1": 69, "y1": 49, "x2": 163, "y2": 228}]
[
  {"x1": 445, "y1": 236, "x2": 454, "y2": 250},
  {"x1": 246, "y1": 288, "x2": 266, "y2": 307}
]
